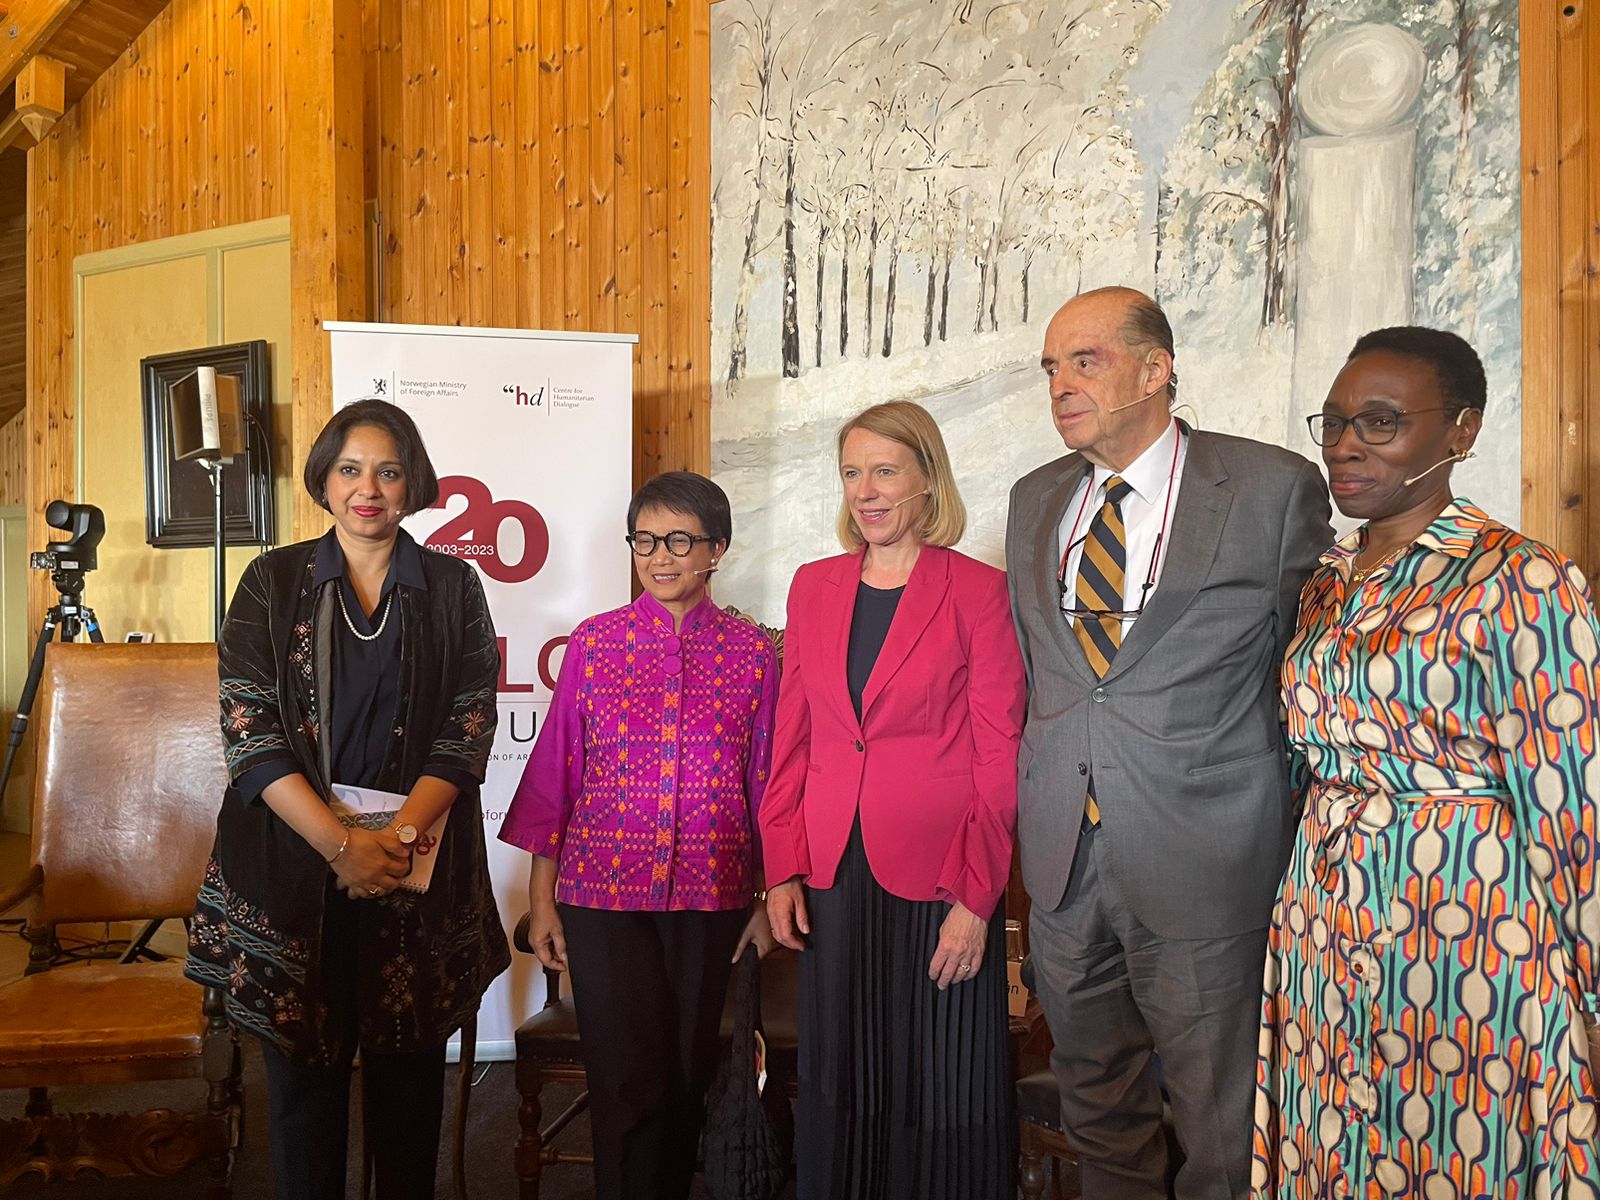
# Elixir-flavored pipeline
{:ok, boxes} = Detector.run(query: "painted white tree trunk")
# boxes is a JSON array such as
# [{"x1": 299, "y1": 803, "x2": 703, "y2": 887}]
[
  {"x1": 1288, "y1": 22, "x2": 1427, "y2": 448},
  {"x1": 1288, "y1": 128, "x2": 1419, "y2": 443}
]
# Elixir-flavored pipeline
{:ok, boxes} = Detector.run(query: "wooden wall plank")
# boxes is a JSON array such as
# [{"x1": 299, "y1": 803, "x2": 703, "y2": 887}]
[
  {"x1": 0, "y1": 412, "x2": 24, "y2": 507},
  {"x1": 374, "y1": 0, "x2": 400, "y2": 319},
  {"x1": 591, "y1": 0, "x2": 616, "y2": 332},
  {"x1": 537, "y1": 0, "x2": 566, "y2": 330},
  {"x1": 1558, "y1": 7, "x2": 1591, "y2": 566},
  {"x1": 0, "y1": 152, "x2": 27, "y2": 428},
  {"x1": 466, "y1": 0, "x2": 491, "y2": 324},
  {"x1": 445, "y1": 0, "x2": 467, "y2": 321},
  {"x1": 638, "y1": 0, "x2": 670, "y2": 484},
  {"x1": 286, "y1": 0, "x2": 367, "y2": 537},
  {"x1": 489, "y1": 0, "x2": 516, "y2": 329},
  {"x1": 513, "y1": 0, "x2": 539, "y2": 328},
  {"x1": 562, "y1": 0, "x2": 589, "y2": 328},
  {"x1": 1583, "y1": 2, "x2": 1600, "y2": 579},
  {"x1": 1522, "y1": 1, "x2": 1599, "y2": 574}
]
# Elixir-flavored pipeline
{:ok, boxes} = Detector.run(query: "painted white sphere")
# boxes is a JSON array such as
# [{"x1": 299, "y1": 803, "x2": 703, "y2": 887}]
[{"x1": 1298, "y1": 23, "x2": 1427, "y2": 137}]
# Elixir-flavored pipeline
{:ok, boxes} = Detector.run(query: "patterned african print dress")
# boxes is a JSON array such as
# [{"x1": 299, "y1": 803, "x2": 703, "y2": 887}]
[{"x1": 1253, "y1": 498, "x2": 1600, "y2": 1199}]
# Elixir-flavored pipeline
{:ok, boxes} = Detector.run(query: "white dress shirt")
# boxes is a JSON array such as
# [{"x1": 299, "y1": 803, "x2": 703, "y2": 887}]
[{"x1": 1057, "y1": 419, "x2": 1189, "y2": 634}]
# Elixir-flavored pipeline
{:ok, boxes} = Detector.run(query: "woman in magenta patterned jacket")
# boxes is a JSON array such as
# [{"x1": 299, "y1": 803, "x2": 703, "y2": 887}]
[{"x1": 499, "y1": 471, "x2": 778, "y2": 1200}]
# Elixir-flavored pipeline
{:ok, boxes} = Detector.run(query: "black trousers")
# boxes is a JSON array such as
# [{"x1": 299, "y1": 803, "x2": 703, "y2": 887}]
[
  {"x1": 258, "y1": 886, "x2": 450, "y2": 1200},
  {"x1": 558, "y1": 903, "x2": 748, "y2": 1200}
]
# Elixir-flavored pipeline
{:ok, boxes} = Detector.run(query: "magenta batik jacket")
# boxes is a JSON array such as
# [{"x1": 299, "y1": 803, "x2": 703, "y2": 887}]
[{"x1": 500, "y1": 592, "x2": 779, "y2": 911}]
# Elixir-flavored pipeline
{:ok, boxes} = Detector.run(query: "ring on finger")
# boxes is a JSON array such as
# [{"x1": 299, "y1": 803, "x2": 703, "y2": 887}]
[
  {"x1": 368, "y1": 885, "x2": 380, "y2": 897},
  {"x1": 959, "y1": 963, "x2": 970, "y2": 973}
]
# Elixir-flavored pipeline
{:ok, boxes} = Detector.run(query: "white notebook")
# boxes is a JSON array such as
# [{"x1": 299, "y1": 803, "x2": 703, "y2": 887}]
[{"x1": 328, "y1": 783, "x2": 448, "y2": 894}]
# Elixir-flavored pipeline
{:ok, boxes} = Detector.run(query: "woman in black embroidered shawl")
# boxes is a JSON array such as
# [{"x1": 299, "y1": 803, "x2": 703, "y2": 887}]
[{"x1": 186, "y1": 400, "x2": 510, "y2": 1200}]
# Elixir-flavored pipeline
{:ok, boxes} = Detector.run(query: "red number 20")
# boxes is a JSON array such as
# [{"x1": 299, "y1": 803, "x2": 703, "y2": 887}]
[{"x1": 426, "y1": 475, "x2": 550, "y2": 584}]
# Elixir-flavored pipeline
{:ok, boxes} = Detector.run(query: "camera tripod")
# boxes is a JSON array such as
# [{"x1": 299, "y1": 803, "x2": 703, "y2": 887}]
[
  {"x1": 0, "y1": 574, "x2": 164, "y2": 964},
  {"x1": 0, "y1": 570, "x2": 103, "y2": 808}
]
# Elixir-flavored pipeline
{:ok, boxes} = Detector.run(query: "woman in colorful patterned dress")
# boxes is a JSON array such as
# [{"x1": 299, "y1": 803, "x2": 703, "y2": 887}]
[
  {"x1": 1253, "y1": 327, "x2": 1600, "y2": 1198},
  {"x1": 500, "y1": 471, "x2": 778, "y2": 1200}
]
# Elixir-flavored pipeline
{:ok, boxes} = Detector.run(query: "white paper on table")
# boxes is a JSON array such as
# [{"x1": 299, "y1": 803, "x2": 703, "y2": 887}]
[{"x1": 328, "y1": 782, "x2": 449, "y2": 894}]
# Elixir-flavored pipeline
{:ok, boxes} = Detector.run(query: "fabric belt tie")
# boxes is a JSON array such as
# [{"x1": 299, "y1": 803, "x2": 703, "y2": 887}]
[{"x1": 1310, "y1": 780, "x2": 1512, "y2": 893}]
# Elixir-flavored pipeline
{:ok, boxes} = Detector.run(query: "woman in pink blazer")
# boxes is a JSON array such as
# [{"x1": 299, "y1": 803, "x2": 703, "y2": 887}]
[{"x1": 761, "y1": 400, "x2": 1026, "y2": 1200}]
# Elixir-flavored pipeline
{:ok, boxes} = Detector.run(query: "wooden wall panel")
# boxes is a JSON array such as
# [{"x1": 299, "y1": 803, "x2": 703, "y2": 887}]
[
  {"x1": 369, "y1": 0, "x2": 713, "y2": 484},
  {"x1": 0, "y1": 152, "x2": 25, "y2": 428},
  {"x1": 25, "y1": 0, "x2": 713, "y2": 631},
  {"x1": 0, "y1": 413, "x2": 23, "y2": 508},
  {"x1": 25, "y1": 0, "x2": 292, "y2": 625},
  {"x1": 1522, "y1": 1, "x2": 1600, "y2": 574},
  {"x1": 286, "y1": 0, "x2": 367, "y2": 540}
]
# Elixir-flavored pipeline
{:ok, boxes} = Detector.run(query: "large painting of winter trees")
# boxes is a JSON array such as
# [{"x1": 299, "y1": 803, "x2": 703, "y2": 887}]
[{"x1": 710, "y1": 0, "x2": 1520, "y2": 620}]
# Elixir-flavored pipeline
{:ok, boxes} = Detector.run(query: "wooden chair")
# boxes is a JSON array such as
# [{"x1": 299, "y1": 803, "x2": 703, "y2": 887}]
[
  {"x1": 0, "y1": 642, "x2": 241, "y2": 1193},
  {"x1": 1018, "y1": 1058, "x2": 1082, "y2": 1199},
  {"x1": 509, "y1": 918, "x2": 799, "y2": 1200},
  {"x1": 1014, "y1": 957, "x2": 1183, "y2": 1200}
]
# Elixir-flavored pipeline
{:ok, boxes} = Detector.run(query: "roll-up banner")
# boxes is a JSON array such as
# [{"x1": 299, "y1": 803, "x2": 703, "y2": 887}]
[{"x1": 328, "y1": 321, "x2": 635, "y2": 1057}]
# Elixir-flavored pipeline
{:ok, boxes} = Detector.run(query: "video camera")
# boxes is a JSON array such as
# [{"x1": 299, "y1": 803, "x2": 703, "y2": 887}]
[{"x1": 28, "y1": 500, "x2": 105, "y2": 595}]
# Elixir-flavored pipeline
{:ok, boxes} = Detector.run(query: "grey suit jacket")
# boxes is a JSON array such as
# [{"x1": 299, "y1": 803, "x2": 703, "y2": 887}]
[{"x1": 1004, "y1": 427, "x2": 1333, "y2": 939}]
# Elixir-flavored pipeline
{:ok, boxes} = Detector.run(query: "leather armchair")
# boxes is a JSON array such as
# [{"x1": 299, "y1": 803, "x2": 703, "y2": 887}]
[{"x1": 0, "y1": 643, "x2": 240, "y2": 1193}]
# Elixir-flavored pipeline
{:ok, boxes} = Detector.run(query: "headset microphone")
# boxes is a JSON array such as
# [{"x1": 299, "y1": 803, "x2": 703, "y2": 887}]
[
  {"x1": 1403, "y1": 451, "x2": 1474, "y2": 487},
  {"x1": 1102, "y1": 385, "x2": 1169, "y2": 415},
  {"x1": 687, "y1": 563, "x2": 721, "y2": 576},
  {"x1": 892, "y1": 490, "x2": 932, "y2": 508}
]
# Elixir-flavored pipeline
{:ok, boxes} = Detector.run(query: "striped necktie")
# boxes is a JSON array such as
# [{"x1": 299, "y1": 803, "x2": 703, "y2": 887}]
[{"x1": 1073, "y1": 474, "x2": 1132, "y2": 825}]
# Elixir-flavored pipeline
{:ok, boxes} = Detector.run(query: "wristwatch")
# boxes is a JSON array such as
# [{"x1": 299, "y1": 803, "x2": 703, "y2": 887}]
[{"x1": 391, "y1": 821, "x2": 419, "y2": 848}]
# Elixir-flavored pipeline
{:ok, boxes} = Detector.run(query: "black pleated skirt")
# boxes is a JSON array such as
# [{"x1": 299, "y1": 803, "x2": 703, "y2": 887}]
[{"x1": 796, "y1": 818, "x2": 1015, "y2": 1200}]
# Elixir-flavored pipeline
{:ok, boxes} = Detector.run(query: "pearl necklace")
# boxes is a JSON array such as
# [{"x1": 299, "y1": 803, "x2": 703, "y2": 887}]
[{"x1": 337, "y1": 584, "x2": 394, "y2": 641}]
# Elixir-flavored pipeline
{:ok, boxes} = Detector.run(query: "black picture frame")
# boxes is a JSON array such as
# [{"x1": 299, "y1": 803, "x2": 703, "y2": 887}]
[{"x1": 140, "y1": 341, "x2": 275, "y2": 548}]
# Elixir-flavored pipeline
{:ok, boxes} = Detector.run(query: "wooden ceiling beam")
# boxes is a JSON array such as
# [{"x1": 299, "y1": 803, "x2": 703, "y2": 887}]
[
  {"x1": 14, "y1": 52, "x2": 62, "y2": 141},
  {"x1": 0, "y1": 109, "x2": 35, "y2": 154},
  {"x1": 0, "y1": 0, "x2": 84, "y2": 91}
]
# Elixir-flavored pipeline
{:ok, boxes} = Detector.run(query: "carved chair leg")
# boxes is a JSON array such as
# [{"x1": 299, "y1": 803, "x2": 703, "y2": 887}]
[
  {"x1": 454, "y1": 1015, "x2": 477, "y2": 1200},
  {"x1": 1019, "y1": 1141, "x2": 1048, "y2": 1200},
  {"x1": 201, "y1": 986, "x2": 240, "y2": 1196},
  {"x1": 24, "y1": 1087, "x2": 50, "y2": 1118},
  {"x1": 22, "y1": 924, "x2": 53, "y2": 975},
  {"x1": 514, "y1": 1057, "x2": 546, "y2": 1200}
]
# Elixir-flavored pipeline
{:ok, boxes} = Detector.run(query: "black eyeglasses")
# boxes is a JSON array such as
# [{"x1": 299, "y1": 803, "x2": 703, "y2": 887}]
[
  {"x1": 1057, "y1": 532, "x2": 1164, "y2": 622},
  {"x1": 625, "y1": 530, "x2": 716, "y2": 557},
  {"x1": 1305, "y1": 407, "x2": 1454, "y2": 447}
]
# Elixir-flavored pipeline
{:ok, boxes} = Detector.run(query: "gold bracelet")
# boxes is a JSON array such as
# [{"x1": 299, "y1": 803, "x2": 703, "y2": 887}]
[
  {"x1": 326, "y1": 831, "x2": 350, "y2": 865},
  {"x1": 754, "y1": 889, "x2": 768, "y2": 902}
]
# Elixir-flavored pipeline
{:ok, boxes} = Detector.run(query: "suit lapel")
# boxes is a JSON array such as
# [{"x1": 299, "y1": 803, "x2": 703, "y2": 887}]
[
  {"x1": 860, "y1": 545, "x2": 951, "y2": 720},
  {"x1": 823, "y1": 553, "x2": 864, "y2": 733},
  {"x1": 1030, "y1": 456, "x2": 1096, "y2": 683},
  {"x1": 1102, "y1": 429, "x2": 1232, "y2": 684}
]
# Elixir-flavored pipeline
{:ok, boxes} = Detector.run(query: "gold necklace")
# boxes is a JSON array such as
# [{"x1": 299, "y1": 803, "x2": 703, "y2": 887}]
[{"x1": 1349, "y1": 546, "x2": 1404, "y2": 585}]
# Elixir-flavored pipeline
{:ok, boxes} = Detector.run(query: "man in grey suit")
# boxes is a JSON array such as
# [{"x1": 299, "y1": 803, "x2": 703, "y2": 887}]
[{"x1": 1006, "y1": 286, "x2": 1332, "y2": 1199}]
